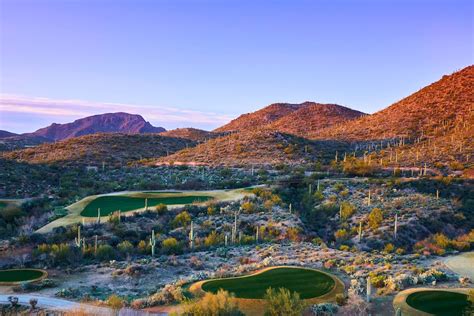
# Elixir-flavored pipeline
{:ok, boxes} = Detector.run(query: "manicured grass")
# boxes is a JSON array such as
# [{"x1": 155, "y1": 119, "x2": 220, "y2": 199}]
[
  {"x1": 0, "y1": 269, "x2": 45, "y2": 283},
  {"x1": 406, "y1": 291, "x2": 471, "y2": 316},
  {"x1": 81, "y1": 195, "x2": 212, "y2": 217},
  {"x1": 201, "y1": 267, "x2": 335, "y2": 299}
]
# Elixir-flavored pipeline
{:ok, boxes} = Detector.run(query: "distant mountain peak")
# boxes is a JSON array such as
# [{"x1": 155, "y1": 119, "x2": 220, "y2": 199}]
[{"x1": 29, "y1": 112, "x2": 166, "y2": 141}]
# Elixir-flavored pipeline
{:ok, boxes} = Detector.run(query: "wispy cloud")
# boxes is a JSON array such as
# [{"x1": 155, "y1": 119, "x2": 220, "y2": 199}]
[{"x1": 0, "y1": 94, "x2": 234, "y2": 132}]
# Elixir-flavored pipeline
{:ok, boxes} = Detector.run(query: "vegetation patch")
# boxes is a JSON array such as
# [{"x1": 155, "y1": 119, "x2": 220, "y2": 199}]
[
  {"x1": 201, "y1": 267, "x2": 335, "y2": 299},
  {"x1": 0, "y1": 269, "x2": 47, "y2": 284},
  {"x1": 406, "y1": 290, "x2": 471, "y2": 315},
  {"x1": 81, "y1": 195, "x2": 213, "y2": 217}
]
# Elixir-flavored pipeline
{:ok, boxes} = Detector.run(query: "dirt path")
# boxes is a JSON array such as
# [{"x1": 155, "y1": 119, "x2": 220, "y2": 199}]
[{"x1": 0, "y1": 294, "x2": 113, "y2": 315}]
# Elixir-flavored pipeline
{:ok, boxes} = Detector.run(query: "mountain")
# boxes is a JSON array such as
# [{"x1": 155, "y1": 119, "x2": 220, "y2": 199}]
[
  {"x1": 317, "y1": 66, "x2": 474, "y2": 141},
  {"x1": 29, "y1": 112, "x2": 166, "y2": 141},
  {"x1": 268, "y1": 103, "x2": 365, "y2": 138},
  {"x1": 0, "y1": 130, "x2": 18, "y2": 138},
  {"x1": 159, "y1": 128, "x2": 222, "y2": 142},
  {"x1": 0, "y1": 134, "x2": 51, "y2": 152},
  {"x1": 2, "y1": 133, "x2": 193, "y2": 166},
  {"x1": 214, "y1": 103, "x2": 302, "y2": 133},
  {"x1": 149, "y1": 129, "x2": 349, "y2": 167}
]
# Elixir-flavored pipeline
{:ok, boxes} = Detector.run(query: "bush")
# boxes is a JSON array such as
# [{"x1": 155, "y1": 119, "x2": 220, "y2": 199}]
[
  {"x1": 181, "y1": 289, "x2": 244, "y2": 316},
  {"x1": 162, "y1": 238, "x2": 181, "y2": 254},
  {"x1": 368, "y1": 208, "x2": 383, "y2": 229},
  {"x1": 155, "y1": 204, "x2": 168, "y2": 215},
  {"x1": 107, "y1": 294, "x2": 125, "y2": 310},
  {"x1": 264, "y1": 287, "x2": 306, "y2": 316},
  {"x1": 172, "y1": 211, "x2": 191, "y2": 228},
  {"x1": 96, "y1": 244, "x2": 116, "y2": 261}
]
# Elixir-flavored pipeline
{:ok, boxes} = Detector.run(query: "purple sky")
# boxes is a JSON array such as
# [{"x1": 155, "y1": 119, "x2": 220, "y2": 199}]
[{"x1": 0, "y1": 0, "x2": 472, "y2": 133}]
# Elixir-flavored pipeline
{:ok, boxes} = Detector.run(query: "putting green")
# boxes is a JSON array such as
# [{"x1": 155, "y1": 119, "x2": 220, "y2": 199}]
[
  {"x1": 201, "y1": 267, "x2": 336, "y2": 299},
  {"x1": 406, "y1": 291, "x2": 471, "y2": 316},
  {"x1": 80, "y1": 195, "x2": 212, "y2": 217},
  {"x1": 0, "y1": 269, "x2": 47, "y2": 285}
]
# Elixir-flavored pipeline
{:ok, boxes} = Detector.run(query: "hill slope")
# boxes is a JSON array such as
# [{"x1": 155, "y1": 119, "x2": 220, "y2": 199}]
[
  {"x1": 0, "y1": 130, "x2": 18, "y2": 138},
  {"x1": 150, "y1": 129, "x2": 349, "y2": 167},
  {"x1": 269, "y1": 103, "x2": 365, "y2": 138},
  {"x1": 2, "y1": 133, "x2": 193, "y2": 166},
  {"x1": 318, "y1": 66, "x2": 474, "y2": 141},
  {"x1": 214, "y1": 103, "x2": 302, "y2": 133},
  {"x1": 29, "y1": 112, "x2": 166, "y2": 141},
  {"x1": 159, "y1": 128, "x2": 222, "y2": 142}
]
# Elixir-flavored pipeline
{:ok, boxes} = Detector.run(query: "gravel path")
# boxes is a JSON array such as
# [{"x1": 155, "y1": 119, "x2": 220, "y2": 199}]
[{"x1": 0, "y1": 294, "x2": 112, "y2": 315}]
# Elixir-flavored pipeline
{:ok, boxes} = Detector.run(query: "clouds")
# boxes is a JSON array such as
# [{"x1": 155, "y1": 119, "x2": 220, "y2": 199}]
[{"x1": 0, "y1": 94, "x2": 234, "y2": 132}]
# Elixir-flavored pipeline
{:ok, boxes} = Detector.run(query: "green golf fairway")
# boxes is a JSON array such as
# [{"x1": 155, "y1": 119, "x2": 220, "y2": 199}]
[
  {"x1": 0, "y1": 269, "x2": 46, "y2": 283},
  {"x1": 406, "y1": 291, "x2": 471, "y2": 316},
  {"x1": 201, "y1": 267, "x2": 335, "y2": 299},
  {"x1": 81, "y1": 195, "x2": 212, "y2": 217}
]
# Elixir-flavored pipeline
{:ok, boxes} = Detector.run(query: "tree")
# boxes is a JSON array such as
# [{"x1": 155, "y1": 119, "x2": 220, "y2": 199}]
[
  {"x1": 368, "y1": 208, "x2": 383, "y2": 229},
  {"x1": 181, "y1": 289, "x2": 244, "y2": 316},
  {"x1": 264, "y1": 287, "x2": 306, "y2": 316}
]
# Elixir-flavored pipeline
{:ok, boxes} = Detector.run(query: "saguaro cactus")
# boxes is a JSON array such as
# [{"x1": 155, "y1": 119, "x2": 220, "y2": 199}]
[
  {"x1": 94, "y1": 235, "x2": 98, "y2": 255},
  {"x1": 367, "y1": 190, "x2": 371, "y2": 206},
  {"x1": 145, "y1": 198, "x2": 148, "y2": 211},
  {"x1": 189, "y1": 221, "x2": 194, "y2": 249},
  {"x1": 366, "y1": 278, "x2": 372, "y2": 302},
  {"x1": 436, "y1": 189, "x2": 439, "y2": 200},
  {"x1": 317, "y1": 180, "x2": 320, "y2": 192},
  {"x1": 289, "y1": 203, "x2": 292, "y2": 214},
  {"x1": 150, "y1": 229, "x2": 157, "y2": 257},
  {"x1": 74, "y1": 226, "x2": 82, "y2": 248},
  {"x1": 358, "y1": 221, "x2": 362, "y2": 242},
  {"x1": 394, "y1": 213, "x2": 398, "y2": 239},
  {"x1": 255, "y1": 226, "x2": 259, "y2": 243},
  {"x1": 97, "y1": 208, "x2": 101, "y2": 224}
]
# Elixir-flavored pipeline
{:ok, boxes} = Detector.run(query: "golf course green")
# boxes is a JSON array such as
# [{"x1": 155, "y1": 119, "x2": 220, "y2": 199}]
[
  {"x1": 406, "y1": 290, "x2": 471, "y2": 315},
  {"x1": 0, "y1": 269, "x2": 47, "y2": 284},
  {"x1": 80, "y1": 195, "x2": 213, "y2": 217},
  {"x1": 201, "y1": 267, "x2": 336, "y2": 299}
]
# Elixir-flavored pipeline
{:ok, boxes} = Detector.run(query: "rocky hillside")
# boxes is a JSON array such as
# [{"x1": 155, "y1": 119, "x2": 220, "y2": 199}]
[
  {"x1": 150, "y1": 129, "x2": 349, "y2": 167},
  {"x1": 2, "y1": 133, "x2": 193, "y2": 167},
  {"x1": 29, "y1": 112, "x2": 166, "y2": 141},
  {"x1": 159, "y1": 128, "x2": 222, "y2": 142},
  {"x1": 269, "y1": 103, "x2": 365, "y2": 138},
  {"x1": 318, "y1": 66, "x2": 474, "y2": 141},
  {"x1": 214, "y1": 103, "x2": 302, "y2": 133},
  {"x1": 0, "y1": 130, "x2": 17, "y2": 138}
]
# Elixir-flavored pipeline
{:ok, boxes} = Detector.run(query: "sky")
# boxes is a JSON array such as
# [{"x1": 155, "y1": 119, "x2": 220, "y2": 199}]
[{"x1": 0, "y1": 0, "x2": 472, "y2": 133}]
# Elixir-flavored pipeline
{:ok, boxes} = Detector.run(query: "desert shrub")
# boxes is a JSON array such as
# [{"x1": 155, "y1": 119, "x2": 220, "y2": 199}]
[
  {"x1": 172, "y1": 211, "x2": 191, "y2": 228},
  {"x1": 107, "y1": 294, "x2": 125, "y2": 310},
  {"x1": 241, "y1": 201, "x2": 257, "y2": 213},
  {"x1": 335, "y1": 293, "x2": 346, "y2": 306},
  {"x1": 204, "y1": 231, "x2": 221, "y2": 247},
  {"x1": 148, "y1": 284, "x2": 184, "y2": 306},
  {"x1": 96, "y1": 244, "x2": 116, "y2": 261},
  {"x1": 340, "y1": 202, "x2": 356, "y2": 220},
  {"x1": 117, "y1": 240, "x2": 134, "y2": 255},
  {"x1": 384, "y1": 243, "x2": 395, "y2": 253},
  {"x1": 311, "y1": 302, "x2": 338, "y2": 315},
  {"x1": 162, "y1": 238, "x2": 181, "y2": 254},
  {"x1": 155, "y1": 204, "x2": 168, "y2": 215},
  {"x1": 286, "y1": 227, "x2": 300, "y2": 242},
  {"x1": 334, "y1": 229, "x2": 349, "y2": 241},
  {"x1": 180, "y1": 289, "x2": 243, "y2": 316},
  {"x1": 264, "y1": 287, "x2": 306, "y2": 316},
  {"x1": 368, "y1": 208, "x2": 383, "y2": 229}
]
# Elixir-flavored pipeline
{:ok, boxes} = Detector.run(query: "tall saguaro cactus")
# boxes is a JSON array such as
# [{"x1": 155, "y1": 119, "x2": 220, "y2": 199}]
[
  {"x1": 97, "y1": 208, "x2": 101, "y2": 224},
  {"x1": 366, "y1": 278, "x2": 372, "y2": 302},
  {"x1": 394, "y1": 213, "x2": 398, "y2": 239},
  {"x1": 358, "y1": 221, "x2": 362, "y2": 242},
  {"x1": 189, "y1": 221, "x2": 194, "y2": 249},
  {"x1": 150, "y1": 229, "x2": 157, "y2": 257},
  {"x1": 145, "y1": 198, "x2": 148, "y2": 211},
  {"x1": 74, "y1": 226, "x2": 82, "y2": 248},
  {"x1": 367, "y1": 190, "x2": 371, "y2": 206}
]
